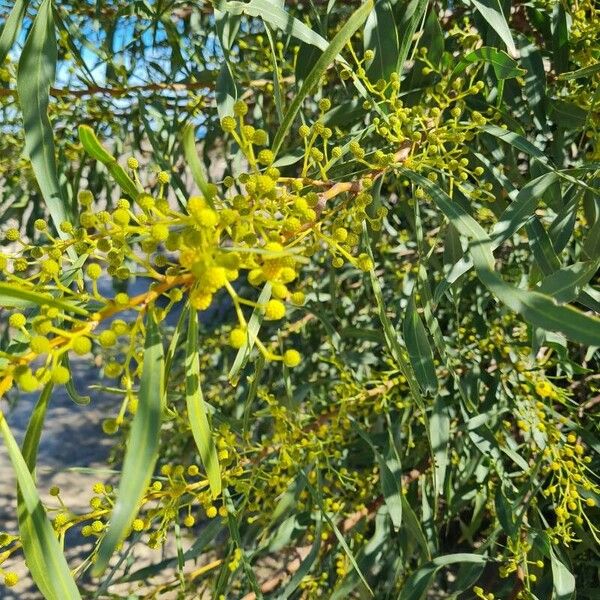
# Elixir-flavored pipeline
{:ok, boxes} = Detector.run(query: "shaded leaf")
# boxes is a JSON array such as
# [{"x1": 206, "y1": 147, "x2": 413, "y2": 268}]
[
  {"x1": 93, "y1": 308, "x2": 165, "y2": 575},
  {"x1": 0, "y1": 408, "x2": 81, "y2": 600},
  {"x1": 17, "y1": 0, "x2": 72, "y2": 239},
  {"x1": 186, "y1": 308, "x2": 221, "y2": 498}
]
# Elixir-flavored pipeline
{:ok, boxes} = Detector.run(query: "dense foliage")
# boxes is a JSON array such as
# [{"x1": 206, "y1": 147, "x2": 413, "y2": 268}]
[{"x1": 1, "y1": 0, "x2": 599, "y2": 598}]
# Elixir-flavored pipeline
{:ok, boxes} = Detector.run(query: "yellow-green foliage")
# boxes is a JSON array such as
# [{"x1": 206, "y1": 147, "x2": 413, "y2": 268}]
[{"x1": 0, "y1": 0, "x2": 599, "y2": 598}]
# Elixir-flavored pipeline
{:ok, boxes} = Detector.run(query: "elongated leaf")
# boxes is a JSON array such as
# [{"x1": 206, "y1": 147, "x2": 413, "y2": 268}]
[
  {"x1": 21, "y1": 383, "x2": 54, "y2": 470},
  {"x1": 483, "y1": 124, "x2": 547, "y2": 161},
  {"x1": 399, "y1": 554, "x2": 487, "y2": 600},
  {"x1": 0, "y1": 282, "x2": 88, "y2": 315},
  {"x1": 223, "y1": 0, "x2": 328, "y2": 51},
  {"x1": 353, "y1": 425, "x2": 403, "y2": 531},
  {"x1": 551, "y1": 3, "x2": 569, "y2": 74},
  {"x1": 182, "y1": 124, "x2": 214, "y2": 207},
  {"x1": 452, "y1": 47, "x2": 525, "y2": 80},
  {"x1": 400, "y1": 168, "x2": 600, "y2": 347},
  {"x1": 78, "y1": 125, "x2": 140, "y2": 199},
  {"x1": 364, "y1": 0, "x2": 399, "y2": 81},
  {"x1": 228, "y1": 283, "x2": 272, "y2": 383},
  {"x1": 62, "y1": 355, "x2": 90, "y2": 405},
  {"x1": 0, "y1": 0, "x2": 30, "y2": 62},
  {"x1": 271, "y1": 0, "x2": 373, "y2": 156},
  {"x1": 17, "y1": 0, "x2": 72, "y2": 238},
  {"x1": 216, "y1": 60, "x2": 237, "y2": 119},
  {"x1": 558, "y1": 63, "x2": 600, "y2": 80},
  {"x1": 430, "y1": 396, "x2": 449, "y2": 497},
  {"x1": 396, "y1": 0, "x2": 428, "y2": 75},
  {"x1": 0, "y1": 409, "x2": 81, "y2": 600},
  {"x1": 93, "y1": 308, "x2": 165, "y2": 575},
  {"x1": 186, "y1": 308, "x2": 221, "y2": 498},
  {"x1": 548, "y1": 99, "x2": 588, "y2": 129},
  {"x1": 551, "y1": 550, "x2": 576, "y2": 600},
  {"x1": 403, "y1": 294, "x2": 437, "y2": 395},
  {"x1": 275, "y1": 514, "x2": 322, "y2": 600},
  {"x1": 471, "y1": 0, "x2": 516, "y2": 55}
]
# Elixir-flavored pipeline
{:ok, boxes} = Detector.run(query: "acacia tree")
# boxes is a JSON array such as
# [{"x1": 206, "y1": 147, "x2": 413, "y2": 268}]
[{"x1": 0, "y1": 0, "x2": 599, "y2": 598}]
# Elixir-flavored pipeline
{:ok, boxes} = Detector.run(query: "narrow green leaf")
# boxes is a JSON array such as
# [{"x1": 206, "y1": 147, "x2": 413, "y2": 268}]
[
  {"x1": 93, "y1": 308, "x2": 165, "y2": 575},
  {"x1": 0, "y1": 0, "x2": 30, "y2": 63},
  {"x1": 223, "y1": 0, "x2": 329, "y2": 52},
  {"x1": 558, "y1": 63, "x2": 600, "y2": 80},
  {"x1": 78, "y1": 125, "x2": 140, "y2": 199},
  {"x1": 0, "y1": 282, "x2": 88, "y2": 316},
  {"x1": 186, "y1": 308, "x2": 221, "y2": 498},
  {"x1": 182, "y1": 124, "x2": 215, "y2": 207},
  {"x1": 228, "y1": 283, "x2": 272, "y2": 384},
  {"x1": 20, "y1": 383, "x2": 53, "y2": 470},
  {"x1": 452, "y1": 47, "x2": 525, "y2": 80},
  {"x1": 551, "y1": 3, "x2": 569, "y2": 74},
  {"x1": 430, "y1": 396, "x2": 449, "y2": 497},
  {"x1": 490, "y1": 173, "x2": 559, "y2": 246},
  {"x1": 275, "y1": 514, "x2": 322, "y2": 600},
  {"x1": 271, "y1": 0, "x2": 373, "y2": 156},
  {"x1": 400, "y1": 168, "x2": 600, "y2": 347},
  {"x1": 550, "y1": 550, "x2": 576, "y2": 600},
  {"x1": 216, "y1": 61, "x2": 237, "y2": 119},
  {"x1": 403, "y1": 293, "x2": 438, "y2": 395},
  {"x1": 353, "y1": 424, "x2": 403, "y2": 531},
  {"x1": 0, "y1": 409, "x2": 81, "y2": 600},
  {"x1": 471, "y1": 0, "x2": 517, "y2": 55},
  {"x1": 548, "y1": 99, "x2": 588, "y2": 129},
  {"x1": 364, "y1": 0, "x2": 399, "y2": 81},
  {"x1": 61, "y1": 355, "x2": 90, "y2": 405},
  {"x1": 483, "y1": 124, "x2": 547, "y2": 161},
  {"x1": 17, "y1": 0, "x2": 72, "y2": 238},
  {"x1": 399, "y1": 554, "x2": 487, "y2": 600},
  {"x1": 396, "y1": 0, "x2": 428, "y2": 76}
]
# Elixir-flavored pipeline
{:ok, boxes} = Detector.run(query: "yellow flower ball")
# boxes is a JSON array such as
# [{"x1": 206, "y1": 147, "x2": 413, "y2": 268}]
[
  {"x1": 229, "y1": 328, "x2": 246, "y2": 349},
  {"x1": 283, "y1": 349, "x2": 301, "y2": 368},
  {"x1": 265, "y1": 299, "x2": 286, "y2": 320}
]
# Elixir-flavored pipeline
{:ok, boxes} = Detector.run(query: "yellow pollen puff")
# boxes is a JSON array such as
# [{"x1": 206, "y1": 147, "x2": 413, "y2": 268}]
[
  {"x1": 265, "y1": 299, "x2": 286, "y2": 320},
  {"x1": 535, "y1": 380, "x2": 553, "y2": 398},
  {"x1": 41, "y1": 259, "x2": 59, "y2": 276},
  {"x1": 291, "y1": 291, "x2": 305, "y2": 306},
  {"x1": 191, "y1": 290, "x2": 213, "y2": 311},
  {"x1": 150, "y1": 224, "x2": 170, "y2": 242},
  {"x1": 132, "y1": 518, "x2": 145, "y2": 531},
  {"x1": 72, "y1": 336, "x2": 92, "y2": 355},
  {"x1": 283, "y1": 349, "x2": 301, "y2": 368},
  {"x1": 51, "y1": 365, "x2": 71, "y2": 385},
  {"x1": 9, "y1": 313, "x2": 26, "y2": 328},
  {"x1": 30, "y1": 335, "x2": 51, "y2": 355},
  {"x1": 206, "y1": 506, "x2": 218, "y2": 518},
  {"x1": 86, "y1": 263, "x2": 102, "y2": 280},
  {"x1": 272, "y1": 283, "x2": 288, "y2": 299},
  {"x1": 197, "y1": 208, "x2": 219, "y2": 227},
  {"x1": 3, "y1": 572, "x2": 18, "y2": 587},
  {"x1": 229, "y1": 328, "x2": 246, "y2": 349},
  {"x1": 157, "y1": 171, "x2": 170, "y2": 184},
  {"x1": 112, "y1": 208, "x2": 130, "y2": 226},
  {"x1": 183, "y1": 515, "x2": 195, "y2": 527}
]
